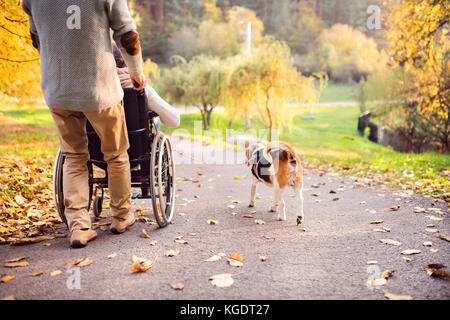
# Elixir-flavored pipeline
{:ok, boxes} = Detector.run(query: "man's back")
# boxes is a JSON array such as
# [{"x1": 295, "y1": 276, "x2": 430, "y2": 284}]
[{"x1": 22, "y1": 0, "x2": 142, "y2": 112}]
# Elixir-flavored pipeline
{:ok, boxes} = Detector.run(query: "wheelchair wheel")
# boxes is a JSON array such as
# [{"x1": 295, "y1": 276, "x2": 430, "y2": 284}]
[
  {"x1": 93, "y1": 196, "x2": 103, "y2": 218},
  {"x1": 150, "y1": 132, "x2": 175, "y2": 228},
  {"x1": 53, "y1": 149, "x2": 67, "y2": 226}
]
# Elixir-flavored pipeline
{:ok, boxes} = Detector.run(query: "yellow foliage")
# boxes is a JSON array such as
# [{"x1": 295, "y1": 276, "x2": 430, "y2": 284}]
[{"x1": 0, "y1": 0, "x2": 41, "y2": 106}]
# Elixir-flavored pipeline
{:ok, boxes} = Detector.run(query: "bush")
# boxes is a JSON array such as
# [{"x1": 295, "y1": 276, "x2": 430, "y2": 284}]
[{"x1": 310, "y1": 24, "x2": 387, "y2": 83}]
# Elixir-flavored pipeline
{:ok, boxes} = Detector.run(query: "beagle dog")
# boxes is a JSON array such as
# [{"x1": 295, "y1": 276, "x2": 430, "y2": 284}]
[{"x1": 246, "y1": 141, "x2": 305, "y2": 225}]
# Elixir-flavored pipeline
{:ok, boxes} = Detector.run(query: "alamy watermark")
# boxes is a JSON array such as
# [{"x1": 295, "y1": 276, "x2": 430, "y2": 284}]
[{"x1": 366, "y1": 5, "x2": 382, "y2": 30}]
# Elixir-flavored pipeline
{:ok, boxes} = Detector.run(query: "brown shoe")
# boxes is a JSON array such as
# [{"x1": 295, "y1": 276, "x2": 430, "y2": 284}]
[
  {"x1": 70, "y1": 229, "x2": 98, "y2": 248},
  {"x1": 110, "y1": 214, "x2": 135, "y2": 234}
]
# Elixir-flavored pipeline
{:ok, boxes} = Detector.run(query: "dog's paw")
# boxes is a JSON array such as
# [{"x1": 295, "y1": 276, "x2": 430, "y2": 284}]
[
  {"x1": 248, "y1": 202, "x2": 255, "y2": 208},
  {"x1": 269, "y1": 205, "x2": 278, "y2": 212},
  {"x1": 296, "y1": 216, "x2": 304, "y2": 225}
]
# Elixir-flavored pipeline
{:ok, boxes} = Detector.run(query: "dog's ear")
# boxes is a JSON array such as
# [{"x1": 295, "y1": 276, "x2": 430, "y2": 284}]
[{"x1": 245, "y1": 147, "x2": 251, "y2": 160}]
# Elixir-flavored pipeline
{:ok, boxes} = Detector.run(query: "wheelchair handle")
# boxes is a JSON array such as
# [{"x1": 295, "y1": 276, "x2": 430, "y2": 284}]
[{"x1": 133, "y1": 80, "x2": 146, "y2": 96}]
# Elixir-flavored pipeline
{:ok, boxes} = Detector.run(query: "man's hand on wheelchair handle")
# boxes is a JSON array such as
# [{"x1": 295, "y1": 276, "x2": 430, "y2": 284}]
[{"x1": 130, "y1": 73, "x2": 146, "y2": 91}]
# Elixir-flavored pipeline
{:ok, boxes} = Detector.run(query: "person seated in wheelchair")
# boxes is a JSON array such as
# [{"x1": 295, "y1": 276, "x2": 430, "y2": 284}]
[{"x1": 113, "y1": 43, "x2": 180, "y2": 129}]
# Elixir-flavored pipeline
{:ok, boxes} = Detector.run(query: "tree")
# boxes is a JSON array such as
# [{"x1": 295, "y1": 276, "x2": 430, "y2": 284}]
[
  {"x1": 0, "y1": 0, "x2": 41, "y2": 105},
  {"x1": 225, "y1": 37, "x2": 322, "y2": 141},
  {"x1": 386, "y1": 0, "x2": 449, "y2": 152},
  {"x1": 159, "y1": 55, "x2": 229, "y2": 130},
  {"x1": 310, "y1": 23, "x2": 387, "y2": 83}
]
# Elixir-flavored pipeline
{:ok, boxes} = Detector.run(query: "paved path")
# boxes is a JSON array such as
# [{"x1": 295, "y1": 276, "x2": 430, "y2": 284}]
[{"x1": 0, "y1": 138, "x2": 449, "y2": 300}]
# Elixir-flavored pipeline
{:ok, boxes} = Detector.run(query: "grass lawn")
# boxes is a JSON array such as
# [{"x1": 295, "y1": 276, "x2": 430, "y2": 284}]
[
  {"x1": 318, "y1": 81, "x2": 358, "y2": 103},
  {"x1": 0, "y1": 100, "x2": 58, "y2": 160}
]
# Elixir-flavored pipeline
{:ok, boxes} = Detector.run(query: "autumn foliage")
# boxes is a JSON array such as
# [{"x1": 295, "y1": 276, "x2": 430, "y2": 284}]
[
  {"x1": 0, "y1": 0, "x2": 41, "y2": 105},
  {"x1": 386, "y1": 0, "x2": 450, "y2": 152}
]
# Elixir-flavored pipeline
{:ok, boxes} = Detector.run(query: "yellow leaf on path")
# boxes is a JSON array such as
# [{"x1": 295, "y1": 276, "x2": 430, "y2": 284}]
[
  {"x1": 438, "y1": 234, "x2": 450, "y2": 242},
  {"x1": 9, "y1": 236, "x2": 54, "y2": 245},
  {"x1": 207, "y1": 219, "x2": 218, "y2": 225},
  {"x1": 5, "y1": 261, "x2": 29, "y2": 268},
  {"x1": 1, "y1": 295, "x2": 16, "y2": 300},
  {"x1": 230, "y1": 253, "x2": 245, "y2": 262},
  {"x1": 0, "y1": 275, "x2": 15, "y2": 283},
  {"x1": 5, "y1": 256, "x2": 27, "y2": 263},
  {"x1": 131, "y1": 255, "x2": 157, "y2": 273},
  {"x1": 379, "y1": 239, "x2": 402, "y2": 246},
  {"x1": 32, "y1": 271, "x2": 44, "y2": 277},
  {"x1": 65, "y1": 258, "x2": 93, "y2": 269},
  {"x1": 107, "y1": 253, "x2": 118, "y2": 259},
  {"x1": 233, "y1": 176, "x2": 241, "y2": 180},
  {"x1": 50, "y1": 270, "x2": 62, "y2": 276},
  {"x1": 141, "y1": 229, "x2": 150, "y2": 239},
  {"x1": 401, "y1": 249, "x2": 421, "y2": 255},
  {"x1": 382, "y1": 290, "x2": 413, "y2": 300}
]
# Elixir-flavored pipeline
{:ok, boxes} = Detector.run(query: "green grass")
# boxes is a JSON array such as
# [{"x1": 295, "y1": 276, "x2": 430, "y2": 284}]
[
  {"x1": 0, "y1": 100, "x2": 59, "y2": 160},
  {"x1": 318, "y1": 81, "x2": 358, "y2": 103}
]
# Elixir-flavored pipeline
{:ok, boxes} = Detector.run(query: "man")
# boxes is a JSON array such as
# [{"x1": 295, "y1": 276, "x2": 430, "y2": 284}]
[{"x1": 22, "y1": 0, "x2": 146, "y2": 248}]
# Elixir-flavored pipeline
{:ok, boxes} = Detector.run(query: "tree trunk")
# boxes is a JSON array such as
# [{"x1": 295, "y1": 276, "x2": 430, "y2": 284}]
[{"x1": 265, "y1": 98, "x2": 273, "y2": 142}]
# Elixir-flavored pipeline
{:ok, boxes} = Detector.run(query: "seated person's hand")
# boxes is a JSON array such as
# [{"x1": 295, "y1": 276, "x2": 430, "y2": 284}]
[
  {"x1": 117, "y1": 67, "x2": 132, "y2": 88},
  {"x1": 130, "y1": 73, "x2": 146, "y2": 91}
]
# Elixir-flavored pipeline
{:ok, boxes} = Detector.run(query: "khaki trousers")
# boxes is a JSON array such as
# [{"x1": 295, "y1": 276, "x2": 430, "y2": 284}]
[{"x1": 50, "y1": 101, "x2": 131, "y2": 232}]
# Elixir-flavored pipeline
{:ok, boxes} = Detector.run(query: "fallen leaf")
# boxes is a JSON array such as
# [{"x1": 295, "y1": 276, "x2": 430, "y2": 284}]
[
  {"x1": 332, "y1": 197, "x2": 339, "y2": 201},
  {"x1": 390, "y1": 205, "x2": 400, "y2": 211},
  {"x1": 382, "y1": 290, "x2": 413, "y2": 300},
  {"x1": 413, "y1": 207, "x2": 426, "y2": 213},
  {"x1": 233, "y1": 176, "x2": 241, "y2": 180},
  {"x1": 204, "y1": 255, "x2": 222, "y2": 262},
  {"x1": 209, "y1": 273, "x2": 234, "y2": 288},
  {"x1": 381, "y1": 270, "x2": 395, "y2": 279},
  {"x1": 207, "y1": 219, "x2": 218, "y2": 225},
  {"x1": 175, "y1": 239, "x2": 188, "y2": 245},
  {"x1": 5, "y1": 256, "x2": 27, "y2": 263},
  {"x1": 242, "y1": 214, "x2": 254, "y2": 218},
  {"x1": 165, "y1": 249, "x2": 180, "y2": 257},
  {"x1": 379, "y1": 239, "x2": 402, "y2": 246},
  {"x1": 430, "y1": 248, "x2": 439, "y2": 253},
  {"x1": 230, "y1": 253, "x2": 245, "y2": 262},
  {"x1": 259, "y1": 256, "x2": 267, "y2": 262},
  {"x1": 107, "y1": 253, "x2": 118, "y2": 259},
  {"x1": 65, "y1": 258, "x2": 92, "y2": 269},
  {"x1": 1, "y1": 295, "x2": 16, "y2": 300},
  {"x1": 131, "y1": 255, "x2": 157, "y2": 273},
  {"x1": 370, "y1": 220, "x2": 384, "y2": 224},
  {"x1": 0, "y1": 275, "x2": 15, "y2": 283},
  {"x1": 9, "y1": 236, "x2": 54, "y2": 245},
  {"x1": 228, "y1": 259, "x2": 243, "y2": 267},
  {"x1": 50, "y1": 270, "x2": 62, "y2": 276},
  {"x1": 437, "y1": 234, "x2": 450, "y2": 242},
  {"x1": 425, "y1": 215, "x2": 445, "y2": 221},
  {"x1": 171, "y1": 282, "x2": 185, "y2": 290},
  {"x1": 31, "y1": 271, "x2": 44, "y2": 277},
  {"x1": 401, "y1": 249, "x2": 421, "y2": 255},
  {"x1": 423, "y1": 241, "x2": 433, "y2": 247},
  {"x1": 367, "y1": 261, "x2": 378, "y2": 265},
  {"x1": 141, "y1": 229, "x2": 150, "y2": 239},
  {"x1": 426, "y1": 268, "x2": 450, "y2": 278},
  {"x1": 4, "y1": 261, "x2": 29, "y2": 268}
]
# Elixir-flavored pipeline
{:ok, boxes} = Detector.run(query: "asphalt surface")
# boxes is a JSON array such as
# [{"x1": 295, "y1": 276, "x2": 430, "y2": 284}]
[{"x1": 0, "y1": 139, "x2": 449, "y2": 300}]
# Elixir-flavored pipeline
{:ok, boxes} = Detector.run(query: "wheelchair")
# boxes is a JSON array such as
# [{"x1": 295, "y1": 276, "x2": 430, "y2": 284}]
[{"x1": 53, "y1": 87, "x2": 176, "y2": 228}]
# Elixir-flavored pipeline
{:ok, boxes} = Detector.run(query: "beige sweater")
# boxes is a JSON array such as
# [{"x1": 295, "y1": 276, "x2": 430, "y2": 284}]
[{"x1": 22, "y1": 0, "x2": 143, "y2": 112}]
